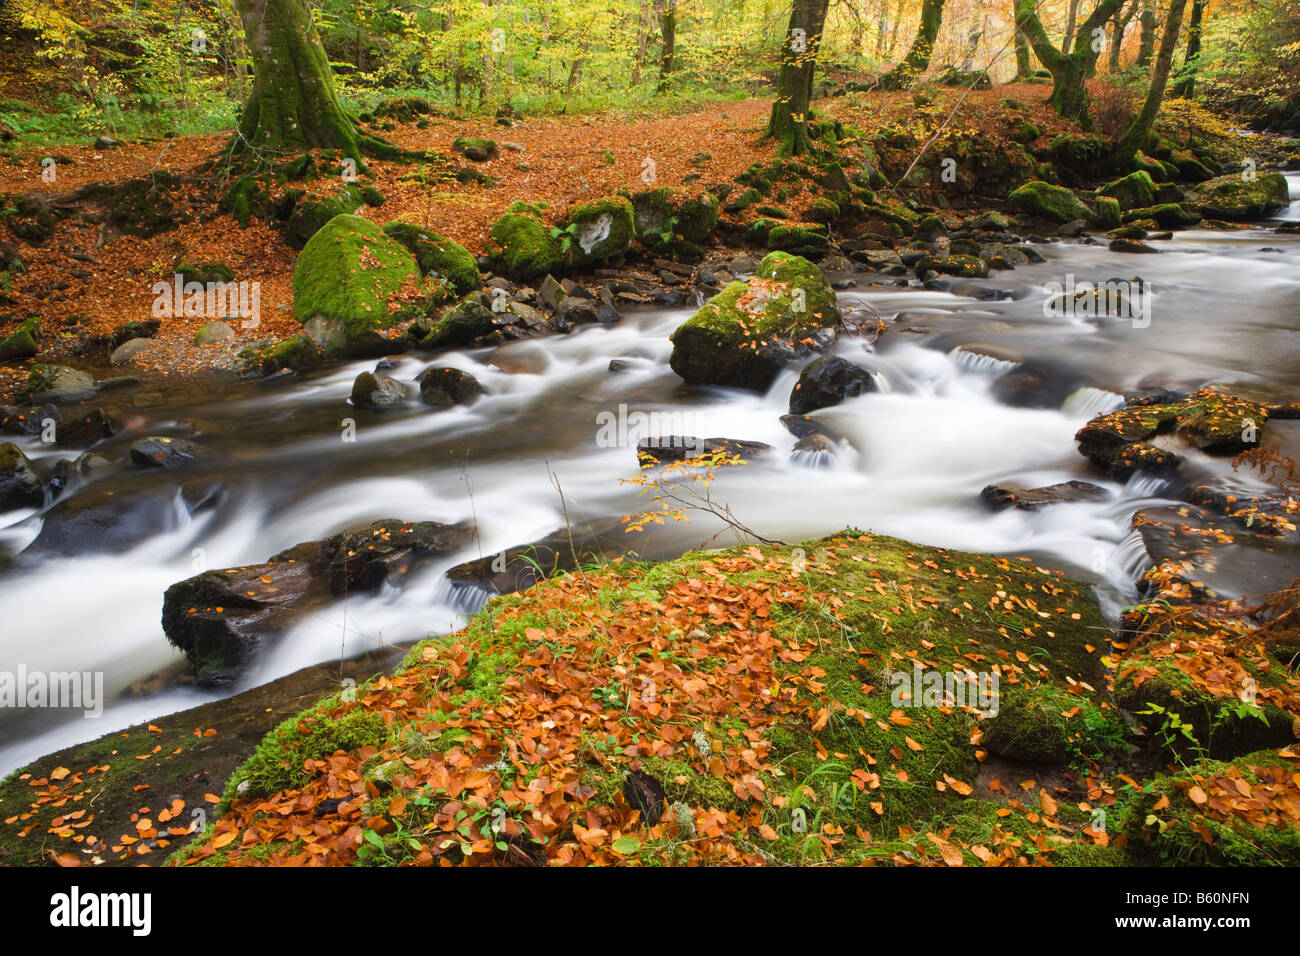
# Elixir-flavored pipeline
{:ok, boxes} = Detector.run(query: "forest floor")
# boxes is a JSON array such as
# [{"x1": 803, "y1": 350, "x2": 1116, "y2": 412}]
[{"x1": 0, "y1": 82, "x2": 1075, "y2": 402}]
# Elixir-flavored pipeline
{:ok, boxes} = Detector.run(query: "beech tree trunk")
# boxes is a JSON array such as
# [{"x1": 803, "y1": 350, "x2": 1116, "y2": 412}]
[
  {"x1": 656, "y1": 0, "x2": 677, "y2": 93},
  {"x1": 233, "y1": 0, "x2": 366, "y2": 160},
  {"x1": 1171, "y1": 0, "x2": 1205, "y2": 98},
  {"x1": 880, "y1": 0, "x2": 946, "y2": 89},
  {"x1": 1116, "y1": 0, "x2": 1189, "y2": 165},
  {"x1": 1012, "y1": 0, "x2": 1035, "y2": 79},
  {"x1": 1109, "y1": 0, "x2": 1138, "y2": 73},
  {"x1": 1017, "y1": 0, "x2": 1126, "y2": 128},
  {"x1": 767, "y1": 0, "x2": 831, "y2": 155},
  {"x1": 1136, "y1": 0, "x2": 1156, "y2": 68}
]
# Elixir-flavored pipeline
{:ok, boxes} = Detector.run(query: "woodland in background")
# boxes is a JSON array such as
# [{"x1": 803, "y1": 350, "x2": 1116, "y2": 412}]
[{"x1": 0, "y1": 0, "x2": 1297, "y2": 146}]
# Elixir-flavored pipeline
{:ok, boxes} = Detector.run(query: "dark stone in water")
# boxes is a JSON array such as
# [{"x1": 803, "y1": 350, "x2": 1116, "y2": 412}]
[
  {"x1": 635, "y1": 436, "x2": 772, "y2": 464},
  {"x1": 789, "y1": 356, "x2": 876, "y2": 415},
  {"x1": 416, "y1": 366, "x2": 486, "y2": 408},
  {"x1": 0, "y1": 442, "x2": 43, "y2": 510},
  {"x1": 130, "y1": 436, "x2": 208, "y2": 469},
  {"x1": 980, "y1": 480, "x2": 1108, "y2": 512},
  {"x1": 317, "y1": 518, "x2": 475, "y2": 595}
]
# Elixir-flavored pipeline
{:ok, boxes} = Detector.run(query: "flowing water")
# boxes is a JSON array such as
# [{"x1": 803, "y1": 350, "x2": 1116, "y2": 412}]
[{"x1": 2, "y1": 173, "x2": 1298, "y2": 775}]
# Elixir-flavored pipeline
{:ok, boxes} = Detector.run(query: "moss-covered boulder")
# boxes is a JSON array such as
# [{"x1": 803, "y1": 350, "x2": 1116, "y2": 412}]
[
  {"x1": 0, "y1": 317, "x2": 41, "y2": 360},
  {"x1": 669, "y1": 252, "x2": 841, "y2": 391},
  {"x1": 767, "y1": 224, "x2": 830, "y2": 258},
  {"x1": 1098, "y1": 170, "x2": 1157, "y2": 211},
  {"x1": 560, "y1": 196, "x2": 635, "y2": 267},
  {"x1": 416, "y1": 292, "x2": 499, "y2": 351},
  {"x1": 382, "y1": 222, "x2": 480, "y2": 296},
  {"x1": 1090, "y1": 196, "x2": 1122, "y2": 229},
  {"x1": 1008, "y1": 180, "x2": 1092, "y2": 224},
  {"x1": 1122, "y1": 203, "x2": 1195, "y2": 228},
  {"x1": 284, "y1": 183, "x2": 374, "y2": 248},
  {"x1": 1194, "y1": 172, "x2": 1290, "y2": 220},
  {"x1": 175, "y1": 530, "x2": 1122, "y2": 868},
  {"x1": 488, "y1": 208, "x2": 564, "y2": 281},
  {"x1": 914, "y1": 254, "x2": 990, "y2": 279},
  {"x1": 175, "y1": 261, "x2": 236, "y2": 286},
  {"x1": 452, "y1": 136, "x2": 497, "y2": 162},
  {"x1": 630, "y1": 187, "x2": 720, "y2": 256},
  {"x1": 291, "y1": 214, "x2": 421, "y2": 358},
  {"x1": 239, "y1": 334, "x2": 325, "y2": 376}
]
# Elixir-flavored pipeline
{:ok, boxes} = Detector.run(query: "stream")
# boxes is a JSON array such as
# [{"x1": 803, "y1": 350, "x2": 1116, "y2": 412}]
[{"x1": 2, "y1": 172, "x2": 1298, "y2": 776}]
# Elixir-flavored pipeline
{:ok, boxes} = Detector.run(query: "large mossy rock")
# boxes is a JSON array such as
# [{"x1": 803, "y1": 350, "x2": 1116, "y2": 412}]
[
  {"x1": 561, "y1": 196, "x2": 635, "y2": 267},
  {"x1": 1098, "y1": 171, "x2": 1157, "y2": 211},
  {"x1": 630, "y1": 187, "x2": 720, "y2": 256},
  {"x1": 1008, "y1": 180, "x2": 1092, "y2": 224},
  {"x1": 488, "y1": 208, "x2": 564, "y2": 280},
  {"x1": 669, "y1": 251, "x2": 841, "y2": 391},
  {"x1": 292, "y1": 214, "x2": 420, "y2": 358},
  {"x1": 179, "y1": 530, "x2": 1134, "y2": 867},
  {"x1": 1193, "y1": 172, "x2": 1290, "y2": 220},
  {"x1": 381, "y1": 222, "x2": 480, "y2": 296}
]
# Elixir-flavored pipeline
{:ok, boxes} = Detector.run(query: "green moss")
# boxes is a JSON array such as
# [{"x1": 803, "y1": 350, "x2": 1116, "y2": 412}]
[
  {"x1": 382, "y1": 221, "x2": 480, "y2": 295},
  {"x1": 224, "y1": 697, "x2": 389, "y2": 802},
  {"x1": 175, "y1": 262, "x2": 235, "y2": 285},
  {"x1": 0, "y1": 316, "x2": 40, "y2": 360},
  {"x1": 766, "y1": 224, "x2": 829, "y2": 257},
  {"x1": 1008, "y1": 180, "x2": 1092, "y2": 224},
  {"x1": 488, "y1": 210, "x2": 563, "y2": 280},
  {"x1": 561, "y1": 196, "x2": 635, "y2": 266},
  {"x1": 1098, "y1": 171, "x2": 1157, "y2": 211},
  {"x1": 1122, "y1": 203, "x2": 1194, "y2": 228},
  {"x1": 1090, "y1": 196, "x2": 1122, "y2": 229},
  {"x1": 984, "y1": 684, "x2": 1127, "y2": 764},
  {"x1": 1195, "y1": 172, "x2": 1290, "y2": 220},
  {"x1": 630, "y1": 187, "x2": 719, "y2": 254},
  {"x1": 1120, "y1": 751, "x2": 1300, "y2": 865},
  {"x1": 291, "y1": 213, "x2": 419, "y2": 345},
  {"x1": 915, "y1": 254, "x2": 989, "y2": 279}
]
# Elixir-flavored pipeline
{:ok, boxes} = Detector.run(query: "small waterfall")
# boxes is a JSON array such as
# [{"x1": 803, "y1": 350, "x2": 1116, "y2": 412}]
[
  {"x1": 1114, "y1": 528, "x2": 1153, "y2": 583},
  {"x1": 790, "y1": 448, "x2": 836, "y2": 469},
  {"x1": 1062, "y1": 386, "x2": 1125, "y2": 418},
  {"x1": 1123, "y1": 472, "x2": 1171, "y2": 499},
  {"x1": 949, "y1": 346, "x2": 1021, "y2": 375}
]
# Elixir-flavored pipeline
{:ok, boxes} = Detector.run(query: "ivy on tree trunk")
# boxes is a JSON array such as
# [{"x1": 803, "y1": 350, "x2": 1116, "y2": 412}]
[{"x1": 766, "y1": 0, "x2": 830, "y2": 156}]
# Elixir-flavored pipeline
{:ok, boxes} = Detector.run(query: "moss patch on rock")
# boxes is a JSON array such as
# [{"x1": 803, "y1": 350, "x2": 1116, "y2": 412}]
[
  {"x1": 1194, "y1": 172, "x2": 1290, "y2": 220},
  {"x1": 291, "y1": 214, "x2": 420, "y2": 357},
  {"x1": 382, "y1": 221, "x2": 480, "y2": 296},
  {"x1": 1008, "y1": 180, "x2": 1092, "y2": 224},
  {"x1": 669, "y1": 251, "x2": 841, "y2": 391}
]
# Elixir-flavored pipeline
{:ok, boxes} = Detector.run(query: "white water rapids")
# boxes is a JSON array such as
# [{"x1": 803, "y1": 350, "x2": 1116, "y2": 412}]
[{"x1": 1, "y1": 173, "x2": 1298, "y2": 775}]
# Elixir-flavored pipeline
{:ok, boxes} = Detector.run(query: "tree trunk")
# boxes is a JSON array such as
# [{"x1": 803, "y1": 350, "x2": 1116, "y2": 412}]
[
  {"x1": 880, "y1": 0, "x2": 946, "y2": 89},
  {"x1": 1017, "y1": 0, "x2": 1127, "y2": 129},
  {"x1": 1109, "y1": 0, "x2": 1138, "y2": 73},
  {"x1": 631, "y1": 0, "x2": 651, "y2": 85},
  {"x1": 233, "y1": 0, "x2": 365, "y2": 160},
  {"x1": 767, "y1": 0, "x2": 831, "y2": 155},
  {"x1": 875, "y1": 0, "x2": 889, "y2": 56},
  {"x1": 1171, "y1": 0, "x2": 1205, "y2": 98},
  {"x1": 1116, "y1": 0, "x2": 1189, "y2": 165},
  {"x1": 1062, "y1": 0, "x2": 1080, "y2": 53},
  {"x1": 1012, "y1": 0, "x2": 1034, "y2": 79},
  {"x1": 656, "y1": 0, "x2": 677, "y2": 94},
  {"x1": 1136, "y1": 0, "x2": 1156, "y2": 68}
]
